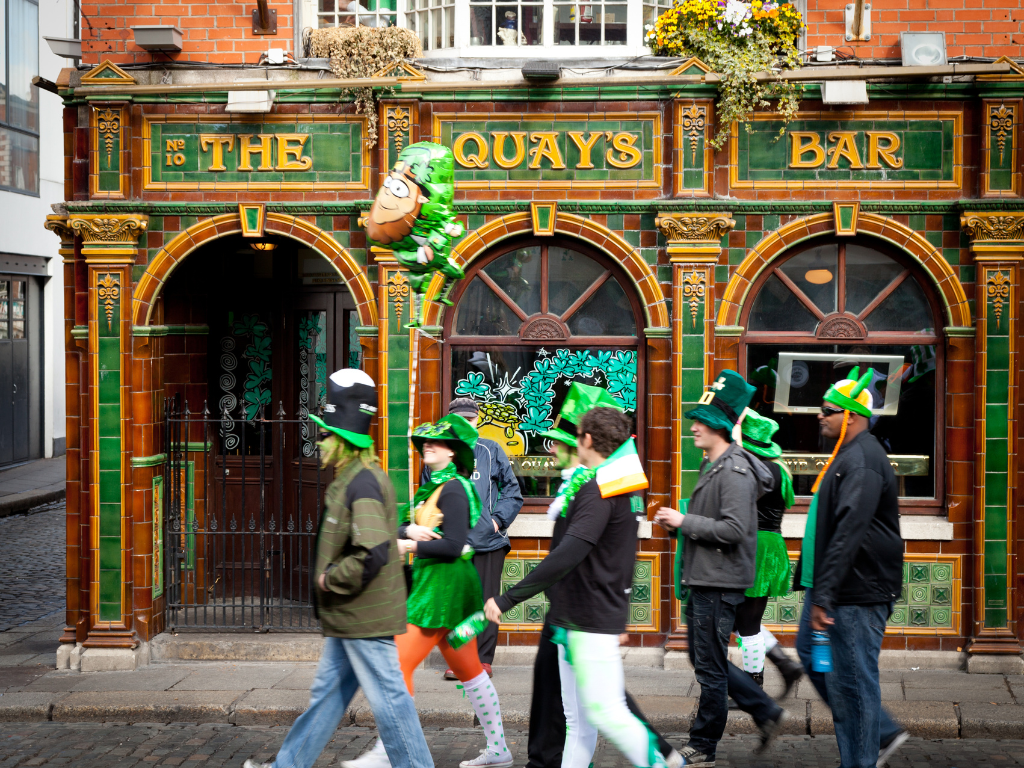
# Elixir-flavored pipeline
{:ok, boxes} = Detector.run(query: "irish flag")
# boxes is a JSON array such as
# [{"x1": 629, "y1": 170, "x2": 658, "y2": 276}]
[{"x1": 596, "y1": 439, "x2": 649, "y2": 498}]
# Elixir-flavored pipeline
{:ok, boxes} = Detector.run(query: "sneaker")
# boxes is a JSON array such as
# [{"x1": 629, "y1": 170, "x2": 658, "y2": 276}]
[
  {"x1": 243, "y1": 761, "x2": 272, "y2": 768},
  {"x1": 341, "y1": 739, "x2": 391, "y2": 768},
  {"x1": 482, "y1": 662, "x2": 493, "y2": 677},
  {"x1": 665, "y1": 748, "x2": 684, "y2": 768},
  {"x1": 754, "y1": 708, "x2": 788, "y2": 755},
  {"x1": 877, "y1": 730, "x2": 909, "y2": 767},
  {"x1": 459, "y1": 749, "x2": 513, "y2": 768},
  {"x1": 444, "y1": 667, "x2": 459, "y2": 680},
  {"x1": 678, "y1": 745, "x2": 714, "y2": 767}
]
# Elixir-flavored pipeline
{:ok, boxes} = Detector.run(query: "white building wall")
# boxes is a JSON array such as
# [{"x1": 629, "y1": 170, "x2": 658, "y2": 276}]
[{"x1": 0, "y1": 0, "x2": 70, "y2": 458}]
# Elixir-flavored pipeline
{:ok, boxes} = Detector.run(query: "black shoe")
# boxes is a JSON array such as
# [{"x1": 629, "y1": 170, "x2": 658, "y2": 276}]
[
  {"x1": 750, "y1": 671, "x2": 764, "y2": 687},
  {"x1": 754, "y1": 709, "x2": 788, "y2": 755},
  {"x1": 766, "y1": 646, "x2": 803, "y2": 699},
  {"x1": 877, "y1": 730, "x2": 909, "y2": 767},
  {"x1": 678, "y1": 745, "x2": 714, "y2": 767}
]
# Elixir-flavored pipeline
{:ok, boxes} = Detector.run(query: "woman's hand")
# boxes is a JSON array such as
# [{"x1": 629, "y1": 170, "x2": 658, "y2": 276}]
[
  {"x1": 405, "y1": 523, "x2": 442, "y2": 542},
  {"x1": 318, "y1": 573, "x2": 328, "y2": 591},
  {"x1": 653, "y1": 507, "x2": 685, "y2": 529},
  {"x1": 397, "y1": 539, "x2": 416, "y2": 557}
]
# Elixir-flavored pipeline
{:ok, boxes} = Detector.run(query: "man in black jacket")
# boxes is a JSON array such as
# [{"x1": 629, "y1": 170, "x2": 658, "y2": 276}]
[{"x1": 793, "y1": 367, "x2": 907, "y2": 768}]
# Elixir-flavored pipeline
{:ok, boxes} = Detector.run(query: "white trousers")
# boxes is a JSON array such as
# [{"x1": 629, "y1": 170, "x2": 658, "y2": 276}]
[{"x1": 556, "y1": 629, "x2": 654, "y2": 768}]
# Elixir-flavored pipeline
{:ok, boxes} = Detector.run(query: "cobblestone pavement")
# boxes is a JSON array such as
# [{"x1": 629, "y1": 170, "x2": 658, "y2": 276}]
[
  {"x1": 0, "y1": 724, "x2": 1022, "y2": 768},
  {"x1": 0, "y1": 504, "x2": 65, "y2": 632}
]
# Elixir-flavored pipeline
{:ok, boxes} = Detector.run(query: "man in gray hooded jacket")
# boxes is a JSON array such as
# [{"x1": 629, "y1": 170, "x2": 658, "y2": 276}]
[{"x1": 655, "y1": 371, "x2": 787, "y2": 768}]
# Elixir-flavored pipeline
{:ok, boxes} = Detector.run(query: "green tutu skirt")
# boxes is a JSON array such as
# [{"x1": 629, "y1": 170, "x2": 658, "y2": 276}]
[
  {"x1": 406, "y1": 556, "x2": 483, "y2": 630},
  {"x1": 745, "y1": 531, "x2": 791, "y2": 598}
]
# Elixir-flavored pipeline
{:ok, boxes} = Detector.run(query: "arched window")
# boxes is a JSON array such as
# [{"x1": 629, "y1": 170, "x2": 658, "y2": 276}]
[
  {"x1": 741, "y1": 239, "x2": 943, "y2": 507},
  {"x1": 446, "y1": 238, "x2": 643, "y2": 502}
]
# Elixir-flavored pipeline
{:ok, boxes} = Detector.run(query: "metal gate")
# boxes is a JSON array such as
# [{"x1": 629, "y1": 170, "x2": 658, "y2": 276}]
[{"x1": 163, "y1": 396, "x2": 330, "y2": 631}]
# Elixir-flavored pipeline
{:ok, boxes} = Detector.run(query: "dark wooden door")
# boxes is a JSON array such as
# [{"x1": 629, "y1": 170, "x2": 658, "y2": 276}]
[{"x1": 0, "y1": 277, "x2": 30, "y2": 467}]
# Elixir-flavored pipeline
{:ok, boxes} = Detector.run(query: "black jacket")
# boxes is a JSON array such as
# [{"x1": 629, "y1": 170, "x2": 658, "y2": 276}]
[{"x1": 793, "y1": 430, "x2": 903, "y2": 611}]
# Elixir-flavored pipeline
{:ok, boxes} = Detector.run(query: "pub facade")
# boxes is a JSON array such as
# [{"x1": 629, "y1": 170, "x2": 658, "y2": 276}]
[{"x1": 50, "y1": 52, "x2": 1024, "y2": 672}]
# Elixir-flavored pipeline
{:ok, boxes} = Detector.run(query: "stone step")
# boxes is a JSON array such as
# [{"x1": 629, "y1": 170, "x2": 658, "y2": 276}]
[{"x1": 150, "y1": 632, "x2": 324, "y2": 663}]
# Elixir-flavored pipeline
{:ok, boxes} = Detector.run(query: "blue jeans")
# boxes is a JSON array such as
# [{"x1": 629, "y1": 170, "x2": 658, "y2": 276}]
[
  {"x1": 795, "y1": 591, "x2": 901, "y2": 768},
  {"x1": 685, "y1": 589, "x2": 782, "y2": 759},
  {"x1": 273, "y1": 636, "x2": 433, "y2": 768}
]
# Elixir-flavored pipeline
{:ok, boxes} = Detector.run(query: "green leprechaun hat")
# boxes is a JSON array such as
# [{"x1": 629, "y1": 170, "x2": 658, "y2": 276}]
[
  {"x1": 740, "y1": 411, "x2": 783, "y2": 459},
  {"x1": 538, "y1": 382, "x2": 624, "y2": 447},
  {"x1": 823, "y1": 366, "x2": 875, "y2": 417},
  {"x1": 308, "y1": 369, "x2": 378, "y2": 449},
  {"x1": 684, "y1": 370, "x2": 757, "y2": 438},
  {"x1": 411, "y1": 413, "x2": 479, "y2": 475}
]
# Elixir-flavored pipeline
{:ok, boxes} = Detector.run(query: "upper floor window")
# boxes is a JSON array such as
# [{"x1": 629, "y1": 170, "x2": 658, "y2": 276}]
[
  {"x1": 0, "y1": 0, "x2": 39, "y2": 195},
  {"x1": 317, "y1": 0, "x2": 653, "y2": 54}
]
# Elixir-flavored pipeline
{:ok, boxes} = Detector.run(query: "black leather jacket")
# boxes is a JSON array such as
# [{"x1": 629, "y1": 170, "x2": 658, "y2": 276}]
[
  {"x1": 792, "y1": 430, "x2": 903, "y2": 611},
  {"x1": 755, "y1": 458, "x2": 785, "y2": 534}
]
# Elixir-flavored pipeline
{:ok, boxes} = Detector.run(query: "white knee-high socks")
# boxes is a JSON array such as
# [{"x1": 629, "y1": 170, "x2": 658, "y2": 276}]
[
  {"x1": 739, "y1": 633, "x2": 766, "y2": 674},
  {"x1": 760, "y1": 625, "x2": 779, "y2": 651},
  {"x1": 462, "y1": 670, "x2": 509, "y2": 758}
]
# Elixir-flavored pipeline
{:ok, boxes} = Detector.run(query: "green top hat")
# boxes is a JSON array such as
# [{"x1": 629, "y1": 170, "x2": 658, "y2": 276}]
[
  {"x1": 684, "y1": 370, "x2": 756, "y2": 436},
  {"x1": 308, "y1": 369, "x2": 377, "y2": 449},
  {"x1": 823, "y1": 366, "x2": 875, "y2": 418},
  {"x1": 538, "y1": 383, "x2": 624, "y2": 447},
  {"x1": 740, "y1": 411, "x2": 783, "y2": 459},
  {"x1": 411, "y1": 413, "x2": 479, "y2": 475}
]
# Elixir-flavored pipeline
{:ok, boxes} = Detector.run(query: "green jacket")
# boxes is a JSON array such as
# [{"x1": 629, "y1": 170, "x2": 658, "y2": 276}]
[{"x1": 314, "y1": 460, "x2": 407, "y2": 638}]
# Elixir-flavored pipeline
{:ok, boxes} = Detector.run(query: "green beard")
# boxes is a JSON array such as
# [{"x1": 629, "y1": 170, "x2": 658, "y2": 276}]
[{"x1": 552, "y1": 444, "x2": 577, "y2": 469}]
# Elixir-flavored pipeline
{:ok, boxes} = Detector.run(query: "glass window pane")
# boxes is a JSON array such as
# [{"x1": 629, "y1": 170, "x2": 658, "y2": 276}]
[
  {"x1": 0, "y1": 127, "x2": 39, "y2": 194},
  {"x1": 747, "y1": 343, "x2": 936, "y2": 498},
  {"x1": 9, "y1": 0, "x2": 38, "y2": 132},
  {"x1": 483, "y1": 247, "x2": 542, "y2": 317},
  {"x1": 863, "y1": 276, "x2": 934, "y2": 333},
  {"x1": 454, "y1": 277, "x2": 521, "y2": 336},
  {"x1": 451, "y1": 346, "x2": 638, "y2": 498},
  {"x1": 446, "y1": 5, "x2": 454, "y2": 46},
  {"x1": 566, "y1": 278, "x2": 636, "y2": 336},
  {"x1": 778, "y1": 245, "x2": 838, "y2": 315},
  {"x1": 496, "y1": 4, "x2": 521, "y2": 45},
  {"x1": 548, "y1": 248, "x2": 605, "y2": 316},
  {"x1": 11, "y1": 280, "x2": 25, "y2": 339},
  {"x1": 0, "y1": 0, "x2": 7, "y2": 123},
  {"x1": 432, "y1": 7, "x2": 441, "y2": 48},
  {"x1": 845, "y1": 244, "x2": 907, "y2": 316},
  {"x1": 605, "y1": 4, "x2": 627, "y2": 44},
  {"x1": 470, "y1": 4, "x2": 493, "y2": 45},
  {"x1": 0, "y1": 280, "x2": 9, "y2": 340},
  {"x1": 521, "y1": 3, "x2": 543, "y2": 45},
  {"x1": 747, "y1": 273, "x2": 818, "y2": 332},
  {"x1": 554, "y1": 3, "x2": 575, "y2": 44},
  {"x1": 578, "y1": 2, "x2": 600, "y2": 44}
]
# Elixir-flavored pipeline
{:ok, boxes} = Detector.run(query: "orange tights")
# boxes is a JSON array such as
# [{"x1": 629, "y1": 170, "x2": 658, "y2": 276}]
[{"x1": 395, "y1": 624, "x2": 484, "y2": 695}]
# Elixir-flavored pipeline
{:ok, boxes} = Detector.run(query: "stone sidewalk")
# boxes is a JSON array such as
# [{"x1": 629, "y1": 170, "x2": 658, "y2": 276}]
[
  {"x1": 2, "y1": 651, "x2": 1024, "y2": 739},
  {"x1": 0, "y1": 458, "x2": 66, "y2": 517}
]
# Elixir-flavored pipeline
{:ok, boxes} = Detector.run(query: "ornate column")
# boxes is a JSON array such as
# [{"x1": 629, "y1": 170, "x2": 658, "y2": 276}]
[
  {"x1": 67, "y1": 213, "x2": 148, "y2": 656},
  {"x1": 655, "y1": 212, "x2": 735, "y2": 655},
  {"x1": 961, "y1": 212, "x2": 1024, "y2": 673}
]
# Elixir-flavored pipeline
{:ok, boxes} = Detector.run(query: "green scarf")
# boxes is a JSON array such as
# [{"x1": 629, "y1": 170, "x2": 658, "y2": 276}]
[
  {"x1": 556, "y1": 465, "x2": 597, "y2": 518},
  {"x1": 800, "y1": 491, "x2": 819, "y2": 588},
  {"x1": 409, "y1": 463, "x2": 482, "y2": 530}
]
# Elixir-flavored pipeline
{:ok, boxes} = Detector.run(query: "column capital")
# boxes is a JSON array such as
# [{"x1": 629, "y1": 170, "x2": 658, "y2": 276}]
[
  {"x1": 45, "y1": 215, "x2": 77, "y2": 262},
  {"x1": 655, "y1": 212, "x2": 735, "y2": 262},
  {"x1": 960, "y1": 212, "x2": 1024, "y2": 261},
  {"x1": 69, "y1": 214, "x2": 149, "y2": 263}
]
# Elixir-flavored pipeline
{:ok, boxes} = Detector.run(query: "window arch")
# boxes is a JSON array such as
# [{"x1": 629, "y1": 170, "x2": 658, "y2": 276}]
[
  {"x1": 739, "y1": 239, "x2": 943, "y2": 507},
  {"x1": 445, "y1": 238, "x2": 643, "y2": 502}
]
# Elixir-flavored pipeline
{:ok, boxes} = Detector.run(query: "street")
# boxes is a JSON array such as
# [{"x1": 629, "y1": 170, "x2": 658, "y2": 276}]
[{"x1": 0, "y1": 504, "x2": 66, "y2": 633}]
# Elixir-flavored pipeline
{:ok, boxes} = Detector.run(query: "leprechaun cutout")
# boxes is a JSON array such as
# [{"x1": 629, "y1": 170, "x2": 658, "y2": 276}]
[{"x1": 366, "y1": 142, "x2": 465, "y2": 326}]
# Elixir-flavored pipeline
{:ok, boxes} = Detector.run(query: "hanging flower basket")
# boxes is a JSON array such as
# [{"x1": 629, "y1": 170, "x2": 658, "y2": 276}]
[{"x1": 646, "y1": 0, "x2": 804, "y2": 149}]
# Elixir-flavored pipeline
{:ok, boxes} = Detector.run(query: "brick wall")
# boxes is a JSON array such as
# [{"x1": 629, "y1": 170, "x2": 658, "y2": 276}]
[
  {"x1": 81, "y1": 1, "x2": 295, "y2": 65},
  {"x1": 805, "y1": 0, "x2": 1024, "y2": 60}
]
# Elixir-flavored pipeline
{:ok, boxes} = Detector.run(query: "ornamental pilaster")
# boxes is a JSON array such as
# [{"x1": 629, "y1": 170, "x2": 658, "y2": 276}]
[{"x1": 656, "y1": 212, "x2": 736, "y2": 654}]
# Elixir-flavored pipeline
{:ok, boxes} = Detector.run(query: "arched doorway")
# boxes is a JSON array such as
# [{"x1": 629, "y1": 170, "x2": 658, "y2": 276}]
[
  {"x1": 444, "y1": 236, "x2": 644, "y2": 507},
  {"x1": 739, "y1": 237, "x2": 944, "y2": 507},
  {"x1": 158, "y1": 233, "x2": 363, "y2": 630}
]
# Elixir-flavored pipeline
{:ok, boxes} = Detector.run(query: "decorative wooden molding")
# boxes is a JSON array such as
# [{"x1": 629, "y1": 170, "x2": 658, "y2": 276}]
[
  {"x1": 69, "y1": 214, "x2": 148, "y2": 245},
  {"x1": 80, "y1": 60, "x2": 136, "y2": 86}
]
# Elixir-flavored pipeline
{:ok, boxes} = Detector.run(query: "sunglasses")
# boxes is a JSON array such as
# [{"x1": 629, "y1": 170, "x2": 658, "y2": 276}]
[{"x1": 820, "y1": 406, "x2": 844, "y2": 417}]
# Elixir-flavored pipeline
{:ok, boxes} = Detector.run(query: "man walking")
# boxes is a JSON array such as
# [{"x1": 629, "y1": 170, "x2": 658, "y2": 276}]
[
  {"x1": 438, "y1": 398, "x2": 523, "y2": 677},
  {"x1": 654, "y1": 370, "x2": 787, "y2": 767},
  {"x1": 793, "y1": 367, "x2": 907, "y2": 768},
  {"x1": 243, "y1": 369, "x2": 432, "y2": 768}
]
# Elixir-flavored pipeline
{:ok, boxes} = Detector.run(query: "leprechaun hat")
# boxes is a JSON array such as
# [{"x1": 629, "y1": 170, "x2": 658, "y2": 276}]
[
  {"x1": 684, "y1": 370, "x2": 756, "y2": 437},
  {"x1": 740, "y1": 410, "x2": 783, "y2": 459},
  {"x1": 308, "y1": 369, "x2": 378, "y2": 449},
  {"x1": 411, "y1": 413, "x2": 479, "y2": 475}
]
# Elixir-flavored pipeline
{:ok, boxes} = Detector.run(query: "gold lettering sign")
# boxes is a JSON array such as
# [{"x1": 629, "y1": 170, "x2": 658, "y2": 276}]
[
  {"x1": 197, "y1": 133, "x2": 314, "y2": 172},
  {"x1": 451, "y1": 130, "x2": 642, "y2": 171},
  {"x1": 789, "y1": 130, "x2": 903, "y2": 170}
]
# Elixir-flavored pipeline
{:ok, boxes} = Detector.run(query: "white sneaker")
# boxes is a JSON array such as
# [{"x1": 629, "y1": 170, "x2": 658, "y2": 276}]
[
  {"x1": 459, "y1": 749, "x2": 514, "y2": 768},
  {"x1": 243, "y1": 761, "x2": 273, "y2": 768},
  {"x1": 665, "y1": 749, "x2": 684, "y2": 768},
  {"x1": 341, "y1": 739, "x2": 392, "y2": 768}
]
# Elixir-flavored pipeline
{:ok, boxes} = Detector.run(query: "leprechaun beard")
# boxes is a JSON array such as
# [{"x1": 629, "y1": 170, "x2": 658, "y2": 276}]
[{"x1": 366, "y1": 208, "x2": 419, "y2": 245}]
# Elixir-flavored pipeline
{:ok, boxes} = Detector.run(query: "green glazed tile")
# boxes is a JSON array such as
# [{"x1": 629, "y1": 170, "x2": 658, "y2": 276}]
[
  {"x1": 985, "y1": 508, "x2": 1007, "y2": 541},
  {"x1": 100, "y1": 537, "x2": 121, "y2": 570},
  {"x1": 98, "y1": 403, "x2": 121, "y2": 438},
  {"x1": 985, "y1": 404, "x2": 1008, "y2": 437},
  {"x1": 987, "y1": 370, "x2": 1009, "y2": 401},
  {"x1": 984, "y1": 540, "x2": 1007, "y2": 574},
  {"x1": 98, "y1": 370, "x2": 120, "y2": 405},
  {"x1": 99, "y1": 438, "x2": 121, "y2": 470},
  {"x1": 984, "y1": 575, "x2": 1007, "y2": 605},
  {"x1": 99, "y1": 602, "x2": 121, "y2": 622},
  {"x1": 100, "y1": 503, "x2": 121, "y2": 537},
  {"x1": 985, "y1": 472, "x2": 1007, "y2": 506},
  {"x1": 99, "y1": 570, "x2": 122, "y2": 605},
  {"x1": 99, "y1": 471, "x2": 121, "y2": 504},
  {"x1": 681, "y1": 334, "x2": 705, "y2": 366},
  {"x1": 985, "y1": 439, "x2": 1008, "y2": 472},
  {"x1": 984, "y1": 608, "x2": 1008, "y2": 628}
]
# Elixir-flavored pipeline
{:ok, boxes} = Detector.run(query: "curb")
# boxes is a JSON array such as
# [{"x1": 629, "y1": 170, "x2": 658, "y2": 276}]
[{"x1": 0, "y1": 488, "x2": 66, "y2": 518}]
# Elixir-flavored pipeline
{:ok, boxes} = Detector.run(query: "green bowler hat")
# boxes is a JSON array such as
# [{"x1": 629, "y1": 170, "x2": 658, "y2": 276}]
[
  {"x1": 740, "y1": 411, "x2": 783, "y2": 459},
  {"x1": 538, "y1": 382, "x2": 624, "y2": 447},
  {"x1": 684, "y1": 370, "x2": 756, "y2": 434},
  {"x1": 411, "y1": 413, "x2": 479, "y2": 475}
]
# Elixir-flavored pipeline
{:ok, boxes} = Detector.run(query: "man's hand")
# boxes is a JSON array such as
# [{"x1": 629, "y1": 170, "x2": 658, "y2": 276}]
[
  {"x1": 318, "y1": 573, "x2": 327, "y2": 591},
  {"x1": 405, "y1": 524, "x2": 441, "y2": 542},
  {"x1": 618, "y1": 633, "x2": 629, "y2": 646},
  {"x1": 397, "y1": 539, "x2": 416, "y2": 557},
  {"x1": 811, "y1": 604, "x2": 834, "y2": 631},
  {"x1": 653, "y1": 507, "x2": 684, "y2": 529},
  {"x1": 484, "y1": 597, "x2": 503, "y2": 624},
  {"x1": 492, "y1": 519, "x2": 499, "y2": 533}
]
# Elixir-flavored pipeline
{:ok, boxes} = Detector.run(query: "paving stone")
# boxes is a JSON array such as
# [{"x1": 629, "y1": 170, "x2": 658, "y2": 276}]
[
  {"x1": 27, "y1": 667, "x2": 191, "y2": 693},
  {"x1": 904, "y1": 686, "x2": 1013, "y2": 703},
  {"x1": 270, "y1": 667, "x2": 318, "y2": 690},
  {"x1": 808, "y1": 700, "x2": 834, "y2": 735},
  {"x1": 0, "y1": 506, "x2": 66, "y2": 632},
  {"x1": 230, "y1": 689, "x2": 311, "y2": 726},
  {"x1": 959, "y1": 702, "x2": 1024, "y2": 738},
  {"x1": 168, "y1": 664, "x2": 295, "y2": 691},
  {"x1": 0, "y1": 665, "x2": 53, "y2": 691},
  {"x1": 0, "y1": 692, "x2": 66, "y2": 721},
  {"x1": 51, "y1": 691, "x2": 245, "y2": 724},
  {"x1": 624, "y1": 695, "x2": 696, "y2": 732},
  {"x1": 884, "y1": 701, "x2": 960, "y2": 739}
]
